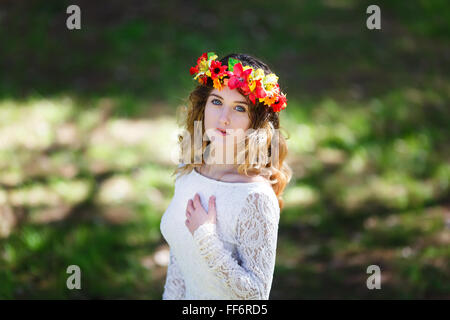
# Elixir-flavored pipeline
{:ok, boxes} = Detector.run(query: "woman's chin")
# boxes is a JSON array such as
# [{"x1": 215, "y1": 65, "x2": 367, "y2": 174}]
[
  {"x1": 209, "y1": 136, "x2": 226, "y2": 144},
  {"x1": 210, "y1": 141, "x2": 230, "y2": 150}
]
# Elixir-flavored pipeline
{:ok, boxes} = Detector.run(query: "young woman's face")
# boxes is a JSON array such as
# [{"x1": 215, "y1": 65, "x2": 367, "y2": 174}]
[{"x1": 204, "y1": 86, "x2": 251, "y2": 148}]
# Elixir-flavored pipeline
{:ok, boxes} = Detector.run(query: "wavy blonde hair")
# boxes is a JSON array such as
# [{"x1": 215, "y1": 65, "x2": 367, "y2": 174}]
[{"x1": 173, "y1": 53, "x2": 292, "y2": 210}]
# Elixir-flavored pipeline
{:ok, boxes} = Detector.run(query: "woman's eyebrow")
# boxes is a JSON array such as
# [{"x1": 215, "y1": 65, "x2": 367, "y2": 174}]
[{"x1": 210, "y1": 93, "x2": 248, "y2": 105}]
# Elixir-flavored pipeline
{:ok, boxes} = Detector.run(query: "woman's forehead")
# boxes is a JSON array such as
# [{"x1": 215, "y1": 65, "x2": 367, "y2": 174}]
[{"x1": 210, "y1": 87, "x2": 246, "y2": 101}]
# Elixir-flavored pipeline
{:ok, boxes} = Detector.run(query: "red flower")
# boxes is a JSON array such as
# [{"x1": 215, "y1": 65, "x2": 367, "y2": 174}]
[
  {"x1": 197, "y1": 75, "x2": 208, "y2": 85},
  {"x1": 248, "y1": 91, "x2": 257, "y2": 104},
  {"x1": 209, "y1": 60, "x2": 227, "y2": 79},
  {"x1": 271, "y1": 94, "x2": 287, "y2": 112},
  {"x1": 197, "y1": 52, "x2": 208, "y2": 65},
  {"x1": 227, "y1": 63, "x2": 252, "y2": 90},
  {"x1": 190, "y1": 65, "x2": 199, "y2": 75},
  {"x1": 248, "y1": 80, "x2": 266, "y2": 104},
  {"x1": 190, "y1": 53, "x2": 208, "y2": 75}
]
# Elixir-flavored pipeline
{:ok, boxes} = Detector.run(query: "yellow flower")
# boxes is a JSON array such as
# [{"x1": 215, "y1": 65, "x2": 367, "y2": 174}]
[
  {"x1": 209, "y1": 54, "x2": 218, "y2": 63},
  {"x1": 263, "y1": 73, "x2": 279, "y2": 86},
  {"x1": 265, "y1": 83, "x2": 274, "y2": 91},
  {"x1": 213, "y1": 78, "x2": 224, "y2": 91},
  {"x1": 199, "y1": 59, "x2": 209, "y2": 72},
  {"x1": 252, "y1": 69, "x2": 265, "y2": 81},
  {"x1": 249, "y1": 80, "x2": 256, "y2": 91}
]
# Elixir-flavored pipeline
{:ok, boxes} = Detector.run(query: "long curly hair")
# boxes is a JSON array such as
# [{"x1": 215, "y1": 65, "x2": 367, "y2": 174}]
[{"x1": 173, "y1": 53, "x2": 292, "y2": 210}]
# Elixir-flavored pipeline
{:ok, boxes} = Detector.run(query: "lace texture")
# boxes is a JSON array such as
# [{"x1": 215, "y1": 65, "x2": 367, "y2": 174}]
[
  {"x1": 162, "y1": 250, "x2": 186, "y2": 300},
  {"x1": 191, "y1": 192, "x2": 279, "y2": 300}
]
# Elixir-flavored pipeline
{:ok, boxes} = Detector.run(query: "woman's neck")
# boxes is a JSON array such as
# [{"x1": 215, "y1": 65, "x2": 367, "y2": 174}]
[{"x1": 200, "y1": 163, "x2": 238, "y2": 179}]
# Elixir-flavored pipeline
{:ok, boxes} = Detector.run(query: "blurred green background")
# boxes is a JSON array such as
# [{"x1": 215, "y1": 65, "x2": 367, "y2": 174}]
[{"x1": 0, "y1": 0, "x2": 449, "y2": 299}]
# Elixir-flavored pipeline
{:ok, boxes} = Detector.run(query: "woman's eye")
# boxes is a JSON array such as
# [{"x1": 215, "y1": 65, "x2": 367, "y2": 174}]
[
  {"x1": 210, "y1": 99, "x2": 246, "y2": 112},
  {"x1": 236, "y1": 106, "x2": 247, "y2": 112},
  {"x1": 211, "y1": 99, "x2": 222, "y2": 105}
]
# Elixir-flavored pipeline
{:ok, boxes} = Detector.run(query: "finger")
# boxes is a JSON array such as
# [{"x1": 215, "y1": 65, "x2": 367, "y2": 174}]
[
  {"x1": 190, "y1": 195, "x2": 198, "y2": 210},
  {"x1": 208, "y1": 196, "x2": 216, "y2": 214},
  {"x1": 185, "y1": 210, "x2": 191, "y2": 218},
  {"x1": 194, "y1": 193, "x2": 201, "y2": 207},
  {"x1": 209, "y1": 195, "x2": 215, "y2": 207},
  {"x1": 187, "y1": 199, "x2": 195, "y2": 212}
]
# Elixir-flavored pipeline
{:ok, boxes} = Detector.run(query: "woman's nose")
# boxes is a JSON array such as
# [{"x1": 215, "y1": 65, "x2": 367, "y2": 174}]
[{"x1": 219, "y1": 108, "x2": 230, "y2": 125}]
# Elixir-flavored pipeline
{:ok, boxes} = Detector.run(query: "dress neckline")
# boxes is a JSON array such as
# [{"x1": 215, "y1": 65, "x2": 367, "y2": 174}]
[{"x1": 192, "y1": 167, "x2": 271, "y2": 187}]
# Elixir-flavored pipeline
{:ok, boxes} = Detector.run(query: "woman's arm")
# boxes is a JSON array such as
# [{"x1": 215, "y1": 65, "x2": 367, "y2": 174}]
[
  {"x1": 162, "y1": 250, "x2": 186, "y2": 300},
  {"x1": 192, "y1": 192, "x2": 280, "y2": 300}
]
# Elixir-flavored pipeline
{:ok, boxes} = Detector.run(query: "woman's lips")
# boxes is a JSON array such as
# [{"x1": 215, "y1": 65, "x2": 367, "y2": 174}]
[{"x1": 217, "y1": 128, "x2": 227, "y2": 136}]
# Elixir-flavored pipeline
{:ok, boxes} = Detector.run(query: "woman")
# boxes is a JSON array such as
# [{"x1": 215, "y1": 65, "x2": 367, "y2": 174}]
[{"x1": 160, "y1": 52, "x2": 292, "y2": 299}]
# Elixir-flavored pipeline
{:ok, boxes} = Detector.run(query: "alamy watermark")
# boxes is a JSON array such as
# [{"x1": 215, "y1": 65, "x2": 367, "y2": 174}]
[
  {"x1": 66, "y1": 5, "x2": 81, "y2": 30},
  {"x1": 366, "y1": 5, "x2": 381, "y2": 30},
  {"x1": 366, "y1": 265, "x2": 381, "y2": 290},
  {"x1": 66, "y1": 265, "x2": 81, "y2": 290}
]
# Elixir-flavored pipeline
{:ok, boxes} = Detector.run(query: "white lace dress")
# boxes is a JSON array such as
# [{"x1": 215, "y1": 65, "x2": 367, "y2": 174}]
[{"x1": 160, "y1": 167, "x2": 280, "y2": 300}]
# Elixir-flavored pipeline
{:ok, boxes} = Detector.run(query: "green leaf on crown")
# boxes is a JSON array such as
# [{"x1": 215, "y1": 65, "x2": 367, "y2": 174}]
[{"x1": 228, "y1": 58, "x2": 240, "y2": 72}]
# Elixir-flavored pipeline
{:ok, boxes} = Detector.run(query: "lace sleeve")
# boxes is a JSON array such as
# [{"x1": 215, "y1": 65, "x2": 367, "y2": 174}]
[
  {"x1": 192, "y1": 192, "x2": 280, "y2": 300},
  {"x1": 162, "y1": 250, "x2": 186, "y2": 300}
]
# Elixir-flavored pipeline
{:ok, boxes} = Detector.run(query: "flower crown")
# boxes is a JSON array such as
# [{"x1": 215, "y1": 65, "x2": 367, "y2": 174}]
[{"x1": 189, "y1": 52, "x2": 287, "y2": 112}]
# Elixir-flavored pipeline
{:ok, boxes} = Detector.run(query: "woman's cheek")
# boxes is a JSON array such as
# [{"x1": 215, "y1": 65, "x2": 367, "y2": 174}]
[{"x1": 204, "y1": 106, "x2": 215, "y2": 128}]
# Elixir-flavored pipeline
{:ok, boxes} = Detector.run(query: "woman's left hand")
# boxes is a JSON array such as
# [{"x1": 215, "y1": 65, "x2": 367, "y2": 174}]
[{"x1": 185, "y1": 193, "x2": 217, "y2": 236}]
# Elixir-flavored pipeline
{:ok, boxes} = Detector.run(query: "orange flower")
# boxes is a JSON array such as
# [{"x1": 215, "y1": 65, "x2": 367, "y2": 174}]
[{"x1": 213, "y1": 78, "x2": 224, "y2": 90}]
